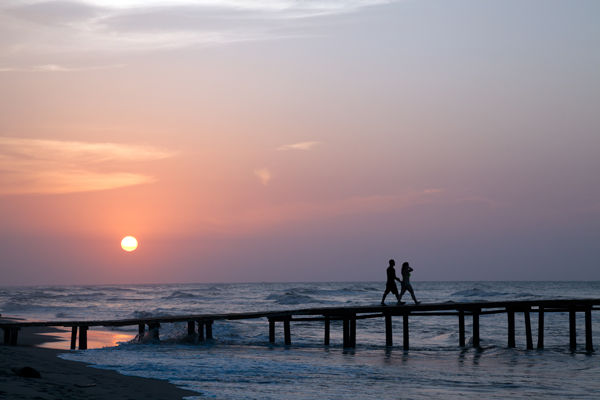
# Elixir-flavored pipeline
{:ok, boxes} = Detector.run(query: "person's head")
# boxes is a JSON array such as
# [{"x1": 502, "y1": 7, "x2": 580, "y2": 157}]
[
  {"x1": 389, "y1": 259, "x2": 395, "y2": 266},
  {"x1": 402, "y1": 262, "x2": 409, "y2": 269}
]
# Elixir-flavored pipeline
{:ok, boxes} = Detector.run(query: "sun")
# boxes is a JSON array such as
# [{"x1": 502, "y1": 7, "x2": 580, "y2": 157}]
[{"x1": 121, "y1": 236, "x2": 138, "y2": 251}]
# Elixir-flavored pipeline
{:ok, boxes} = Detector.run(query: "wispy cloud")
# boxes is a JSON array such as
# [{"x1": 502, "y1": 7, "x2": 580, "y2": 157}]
[
  {"x1": 0, "y1": 1, "x2": 398, "y2": 58},
  {"x1": 0, "y1": 137, "x2": 175, "y2": 195},
  {"x1": 276, "y1": 141, "x2": 320, "y2": 151},
  {"x1": 0, "y1": 64, "x2": 125, "y2": 72},
  {"x1": 253, "y1": 168, "x2": 272, "y2": 185}
]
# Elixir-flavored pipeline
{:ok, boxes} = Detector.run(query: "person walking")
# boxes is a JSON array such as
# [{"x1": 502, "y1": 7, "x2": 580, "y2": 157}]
[
  {"x1": 398, "y1": 262, "x2": 420, "y2": 304},
  {"x1": 381, "y1": 259, "x2": 405, "y2": 306}
]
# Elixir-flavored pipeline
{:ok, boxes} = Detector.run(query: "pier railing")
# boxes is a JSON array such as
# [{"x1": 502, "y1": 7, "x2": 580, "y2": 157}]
[{"x1": 2, "y1": 299, "x2": 598, "y2": 352}]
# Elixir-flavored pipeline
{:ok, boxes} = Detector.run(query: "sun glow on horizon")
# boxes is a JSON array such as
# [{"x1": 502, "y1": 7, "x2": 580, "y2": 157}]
[{"x1": 121, "y1": 236, "x2": 138, "y2": 251}]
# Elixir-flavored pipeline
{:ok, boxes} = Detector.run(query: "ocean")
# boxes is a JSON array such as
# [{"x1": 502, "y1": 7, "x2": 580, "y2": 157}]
[{"x1": 1, "y1": 281, "x2": 599, "y2": 399}]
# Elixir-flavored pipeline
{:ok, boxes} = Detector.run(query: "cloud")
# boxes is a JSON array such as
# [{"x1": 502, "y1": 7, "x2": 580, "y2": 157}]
[
  {"x1": 0, "y1": 64, "x2": 125, "y2": 72},
  {"x1": 0, "y1": 137, "x2": 176, "y2": 195},
  {"x1": 253, "y1": 168, "x2": 272, "y2": 185},
  {"x1": 276, "y1": 141, "x2": 320, "y2": 151},
  {"x1": 0, "y1": 1, "x2": 398, "y2": 58}
]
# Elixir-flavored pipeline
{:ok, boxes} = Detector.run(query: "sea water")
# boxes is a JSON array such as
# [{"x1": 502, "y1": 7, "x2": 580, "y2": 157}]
[{"x1": 1, "y1": 281, "x2": 599, "y2": 399}]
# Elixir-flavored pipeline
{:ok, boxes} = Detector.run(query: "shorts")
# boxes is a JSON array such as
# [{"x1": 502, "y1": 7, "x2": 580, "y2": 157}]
[{"x1": 386, "y1": 281, "x2": 399, "y2": 295}]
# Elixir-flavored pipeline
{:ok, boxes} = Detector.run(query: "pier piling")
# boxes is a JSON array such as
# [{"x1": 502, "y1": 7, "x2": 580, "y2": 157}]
[
  {"x1": 403, "y1": 314, "x2": 409, "y2": 351},
  {"x1": 79, "y1": 326, "x2": 88, "y2": 350},
  {"x1": 569, "y1": 307, "x2": 577, "y2": 350},
  {"x1": 507, "y1": 308, "x2": 515, "y2": 348},
  {"x1": 385, "y1": 315, "x2": 393, "y2": 346},
  {"x1": 70, "y1": 327, "x2": 78, "y2": 349},
  {"x1": 537, "y1": 307, "x2": 544, "y2": 349},
  {"x1": 198, "y1": 321, "x2": 205, "y2": 341},
  {"x1": 472, "y1": 309, "x2": 480, "y2": 348},
  {"x1": 524, "y1": 307, "x2": 533, "y2": 350},
  {"x1": 585, "y1": 307, "x2": 593, "y2": 352},
  {"x1": 284, "y1": 317, "x2": 291, "y2": 345},
  {"x1": 459, "y1": 310, "x2": 465, "y2": 347},
  {"x1": 324, "y1": 315, "x2": 330, "y2": 345},
  {"x1": 206, "y1": 321, "x2": 213, "y2": 340}
]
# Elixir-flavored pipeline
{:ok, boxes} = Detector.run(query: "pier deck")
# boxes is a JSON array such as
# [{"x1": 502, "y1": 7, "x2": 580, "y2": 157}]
[{"x1": 2, "y1": 299, "x2": 598, "y2": 352}]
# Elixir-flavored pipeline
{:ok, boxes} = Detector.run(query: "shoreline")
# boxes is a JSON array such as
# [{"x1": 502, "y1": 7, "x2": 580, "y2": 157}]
[{"x1": 0, "y1": 316, "x2": 199, "y2": 400}]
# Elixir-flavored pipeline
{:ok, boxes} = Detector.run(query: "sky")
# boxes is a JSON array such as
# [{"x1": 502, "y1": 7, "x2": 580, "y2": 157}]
[{"x1": 0, "y1": 0, "x2": 599, "y2": 285}]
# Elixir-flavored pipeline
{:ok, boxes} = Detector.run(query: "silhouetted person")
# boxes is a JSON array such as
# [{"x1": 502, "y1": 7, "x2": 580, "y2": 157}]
[
  {"x1": 398, "y1": 262, "x2": 420, "y2": 304},
  {"x1": 381, "y1": 259, "x2": 404, "y2": 306}
]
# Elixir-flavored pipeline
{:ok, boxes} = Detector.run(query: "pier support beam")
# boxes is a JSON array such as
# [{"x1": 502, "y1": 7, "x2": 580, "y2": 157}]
[
  {"x1": 269, "y1": 319, "x2": 275, "y2": 343},
  {"x1": 537, "y1": 307, "x2": 544, "y2": 349},
  {"x1": 324, "y1": 315, "x2": 330, "y2": 346},
  {"x1": 197, "y1": 321, "x2": 205, "y2": 341},
  {"x1": 472, "y1": 309, "x2": 480, "y2": 348},
  {"x1": 459, "y1": 310, "x2": 465, "y2": 347},
  {"x1": 342, "y1": 317, "x2": 350, "y2": 348},
  {"x1": 187, "y1": 321, "x2": 196, "y2": 337},
  {"x1": 138, "y1": 324, "x2": 145, "y2": 342},
  {"x1": 71, "y1": 327, "x2": 78, "y2": 349},
  {"x1": 403, "y1": 314, "x2": 409, "y2": 351},
  {"x1": 507, "y1": 309, "x2": 515, "y2": 348},
  {"x1": 385, "y1": 315, "x2": 393, "y2": 347},
  {"x1": 206, "y1": 321, "x2": 213, "y2": 340},
  {"x1": 284, "y1": 317, "x2": 291, "y2": 346},
  {"x1": 350, "y1": 314, "x2": 357, "y2": 348},
  {"x1": 3, "y1": 328, "x2": 10, "y2": 344},
  {"x1": 524, "y1": 307, "x2": 533, "y2": 350},
  {"x1": 79, "y1": 326, "x2": 88, "y2": 350},
  {"x1": 585, "y1": 307, "x2": 593, "y2": 352},
  {"x1": 569, "y1": 307, "x2": 577, "y2": 350},
  {"x1": 9, "y1": 328, "x2": 20, "y2": 346}
]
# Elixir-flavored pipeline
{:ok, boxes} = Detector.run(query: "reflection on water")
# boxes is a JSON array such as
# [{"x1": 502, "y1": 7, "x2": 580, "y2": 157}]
[{"x1": 36, "y1": 328, "x2": 135, "y2": 350}]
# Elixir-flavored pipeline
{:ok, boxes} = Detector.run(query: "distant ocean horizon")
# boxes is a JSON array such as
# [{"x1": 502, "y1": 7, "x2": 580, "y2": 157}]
[{"x1": 2, "y1": 281, "x2": 599, "y2": 399}]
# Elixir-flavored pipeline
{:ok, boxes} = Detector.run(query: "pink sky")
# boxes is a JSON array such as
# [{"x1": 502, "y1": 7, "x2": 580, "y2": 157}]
[{"x1": 1, "y1": 0, "x2": 599, "y2": 285}]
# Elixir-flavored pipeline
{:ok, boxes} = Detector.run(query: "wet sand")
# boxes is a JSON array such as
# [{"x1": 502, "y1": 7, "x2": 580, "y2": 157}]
[{"x1": 0, "y1": 317, "x2": 199, "y2": 400}]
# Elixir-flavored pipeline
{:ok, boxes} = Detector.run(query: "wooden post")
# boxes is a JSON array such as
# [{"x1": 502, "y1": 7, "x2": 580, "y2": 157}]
[
  {"x1": 585, "y1": 307, "x2": 593, "y2": 352},
  {"x1": 148, "y1": 323, "x2": 160, "y2": 341},
  {"x1": 507, "y1": 308, "x2": 515, "y2": 348},
  {"x1": 138, "y1": 324, "x2": 145, "y2": 342},
  {"x1": 188, "y1": 321, "x2": 196, "y2": 336},
  {"x1": 206, "y1": 321, "x2": 213, "y2": 340},
  {"x1": 79, "y1": 326, "x2": 88, "y2": 350},
  {"x1": 385, "y1": 314, "x2": 393, "y2": 347},
  {"x1": 3, "y1": 328, "x2": 10, "y2": 344},
  {"x1": 569, "y1": 307, "x2": 576, "y2": 350},
  {"x1": 350, "y1": 314, "x2": 357, "y2": 348},
  {"x1": 524, "y1": 307, "x2": 533, "y2": 350},
  {"x1": 9, "y1": 328, "x2": 19, "y2": 346},
  {"x1": 324, "y1": 315, "x2": 330, "y2": 346},
  {"x1": 342, "y1": 317, "x2": 350, "y2": 348},
  {"x1": 197, "y1": 321, "x2": 205, "y2": 341},
  {"x1": 537, "y1": 307, "x2": 544, "y2": 349},
  {"x1": 473, "y1": 309, "x2": 480, "y2": 348},
  {"x1": 403, "y1": 313, "x2": 409, "y2": 351},
  {"x1": 459, "y1": 310, "x2": 465, "y2": 347},
  {"x1": 71, "y1": 326, "x2": 78, "y2": 349},
  {"x1": 269, "y1": 319, "x2": 275, "y2": 343},
  {"x1": 284, "y1": 317, "x2": 291, "y2": 346}
]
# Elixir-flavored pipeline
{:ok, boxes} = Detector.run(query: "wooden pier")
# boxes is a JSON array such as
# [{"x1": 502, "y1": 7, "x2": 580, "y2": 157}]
[{"x1": 2, "y1": 299, "x2": 598, "y2": 352}]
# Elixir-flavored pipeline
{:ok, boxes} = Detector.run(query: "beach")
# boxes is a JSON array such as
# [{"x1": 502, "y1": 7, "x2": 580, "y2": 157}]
[{"x1": 0, "y1": 320, "x2": 197, "y2": 400}]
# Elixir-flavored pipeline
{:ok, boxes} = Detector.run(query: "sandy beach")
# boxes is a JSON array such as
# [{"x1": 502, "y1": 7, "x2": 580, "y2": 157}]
[{"x1": 0, "y1": 317, "x2": 198, "y2": 400}]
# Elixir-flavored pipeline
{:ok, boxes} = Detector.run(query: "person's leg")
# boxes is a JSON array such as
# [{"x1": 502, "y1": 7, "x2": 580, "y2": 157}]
[
  {"x1": 398, "y1": 285, "x2": 406, "y2": 301},
  {"x1": 381, "y1": 289, "x2": 390, "y2": 305},
  {"x1": 407, "y1": 286, "x2": 420, "y2": 304}
]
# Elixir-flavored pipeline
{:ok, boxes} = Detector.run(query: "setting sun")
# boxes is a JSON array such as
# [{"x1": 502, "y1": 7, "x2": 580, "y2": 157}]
[{"x1": 121, "y1": 236, "x2": 138, "y2": 252}]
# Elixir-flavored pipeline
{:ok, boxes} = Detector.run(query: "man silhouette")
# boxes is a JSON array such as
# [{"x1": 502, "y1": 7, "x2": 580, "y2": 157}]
[{"x1": 381, "y1": 259, "x2": 404, "y2": 306}]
